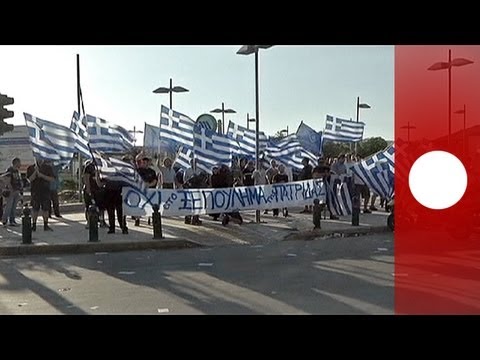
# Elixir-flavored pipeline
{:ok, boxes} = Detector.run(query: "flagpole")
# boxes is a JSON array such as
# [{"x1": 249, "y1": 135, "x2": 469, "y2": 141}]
[
  {"x1": 76, "y1": 54, "x2": 83, "y2": 202},
  {"x1": 158, "y1": 109, "x2": 162, "y2": 161}
]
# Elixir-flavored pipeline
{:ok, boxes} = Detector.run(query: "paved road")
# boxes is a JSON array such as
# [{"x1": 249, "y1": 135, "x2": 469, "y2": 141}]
[{"x1": 0, "y1": 232, "x2": 393, "y2": 314}]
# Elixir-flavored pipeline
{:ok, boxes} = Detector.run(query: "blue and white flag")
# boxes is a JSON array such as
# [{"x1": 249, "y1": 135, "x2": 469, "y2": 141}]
[
  {"x1": 226, "y1": 121, "x2": 268, "y2": 156},
  {"x1": 326, "y1": 175, "x2": 353, "y2": 216},
  {"x1": 24, "y1": 113, "x2": 76, "y2": 165},
  {"x1": 323, "y1": 115, "x2": 365, "y2": 143},
  {"x1": 296, "y1": 121, "x2": 323, "y2": 155},
  {"x1": 143, "y1": 123, "x2": 177, "y2": 154},
  {"x1": 350, "y1": 145, "x2": 394, "y2": 200},
  {"x1": 92, "y1": 151, "x2": 146, "y2": 191},
  {"x1": 70, "y1": 111, "x2": 91, "y2": 158},
  {"x1": 263, "y1": 134, "x2": 317, "y2": 170},
  {"x1": 193, "y1": 126, "x2": 234, "y2": 173},
  {"x1": 160, "y1": 105, "x2": 195, "y2": 151},
  {"x1": 87, "y1": 114, "x2": 134, "y2": 154},
  {"x1": 174, "y1": 146, "x2": 194, "y2": 170}
]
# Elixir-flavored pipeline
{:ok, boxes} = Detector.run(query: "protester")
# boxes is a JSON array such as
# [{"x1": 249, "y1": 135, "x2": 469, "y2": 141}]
[
  {"x1": 26, "y1": 159, "x2": 55, "y2": 231},
  {"x1": 2, "y1": 158, "x2": 23, "y2": 226}
]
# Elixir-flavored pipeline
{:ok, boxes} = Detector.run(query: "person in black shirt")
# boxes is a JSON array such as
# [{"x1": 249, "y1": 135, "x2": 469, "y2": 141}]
[
  {"x1": 242, "y1": 160, "x2": 255, "y2": 186},
  {"x1": 26, "y1": 159, "x2": 55, "y2": 231},
  {"x1": 134, "y1": 155, "x2": 157, "y2": 226},
  {"x1": 102, "y1": 178, "x2": 129, "y2": 235},
  {"x1": 299, "y1": 157, "x2": 313, "y2": 213},
  {"x1": 272, "y1": 164, "x2": 290, "y2": 217},
  {"x1": 83, "y1": 159, "x2": 106, "y2": 228},
  {"x1": 2, "y1": 157, "x2": 23, "y2": 226}
]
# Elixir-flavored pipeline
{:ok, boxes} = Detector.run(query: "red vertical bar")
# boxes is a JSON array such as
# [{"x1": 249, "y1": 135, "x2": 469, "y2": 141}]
[{"x1": 395, "y1": 46, "x2": 480, "y2": 314}]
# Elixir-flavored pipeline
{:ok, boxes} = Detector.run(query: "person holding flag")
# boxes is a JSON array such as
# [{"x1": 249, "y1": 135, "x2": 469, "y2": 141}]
[{"x1": 26, "y1": 159, "x2": 55, "y2": 231}]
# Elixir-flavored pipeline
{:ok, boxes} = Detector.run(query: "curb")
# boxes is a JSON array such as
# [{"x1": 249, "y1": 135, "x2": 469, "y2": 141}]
[
  {"x1": 283, "y1": 225, "x2": 391, "y2": 241},
  {"x1": 0, "y1": 238, "x2": 202, "y2": 256}
]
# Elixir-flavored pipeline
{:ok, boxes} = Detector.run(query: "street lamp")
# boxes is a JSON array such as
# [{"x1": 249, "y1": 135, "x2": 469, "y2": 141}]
[
  {"x1": 400, "y1": 122, "x2": 416, "y2": 144},
  {"x1": 428, "y1": 49, "x2": 474, "y2": 146},
  {"x1": 237, "y1": 45, "x2": 273, "y2": 223},
  {"x1": 246, "y1": 113, "x2": 256, "y2": 130},
  {"x1": 153, "y1": 78, "x2": 189, "y2": 110},
  {"x1": 454, "y1": 104, "x2": 467, "y2": 155},
  {"x1": 211, "y1": 102, "x2": 236, "y2": 135},
  {"x1": 128, "y1": 126, "x2": 144, "y2": 147},
  {"x1": 355, "y1": 96, "x2": 371, "y2": 154}
]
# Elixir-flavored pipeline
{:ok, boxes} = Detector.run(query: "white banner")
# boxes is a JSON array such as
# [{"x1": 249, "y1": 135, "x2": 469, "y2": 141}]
[{"x1": 122, "y1": 179, "x2": 326, "y2": 217}]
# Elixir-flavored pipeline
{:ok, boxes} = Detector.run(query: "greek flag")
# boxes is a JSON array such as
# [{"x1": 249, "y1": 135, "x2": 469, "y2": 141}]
[
  {"x1": 262, "y1": 134, "x2": 317, "y2": 170},
  {"x1": 24, "y1": 113, "x2": 76, "y2": 165},
  {"x1": 70, "y1": 111, "x2": 91, "y2": 158},
  {"x1": 296, "y1": 121, "x2": 323, "y2": 155},
  {"x1": 87, "y1": 114, "x2": 134, "y2": 154},
  {"x1": 350, "y1": 146, "x2": 394, "y2": 200},
  {"x1": 174, "y1": 146, "x2": 194, "y2": 170},
  {"x1": 393, "y1": 140, "x2": 412, "y2": 181},
  {"x1": 143, "y1": 123, "x2": 177, "y2": 154},
  {"x1": 323, "y1": 115, "x2": 365, "y2": 143},
  {"x1": 193, "y1": 126, "x2": 234, "y2": 173},
  {"x1": 91, "y1": 151, "x2": 146, "y2": 191},
  {"x1": 226, "y1": 121, "x2": 268, "y2": 156},
  {"x1": 326, "y1": 175, "x2": 353, "y2": 216},
  {"x1": 160, "y1": 105, "x2": 195, "y2": 151}
]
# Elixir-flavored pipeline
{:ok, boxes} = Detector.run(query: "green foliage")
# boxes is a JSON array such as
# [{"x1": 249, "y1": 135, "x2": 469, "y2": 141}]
[
  {"x1": 322, "y1": 137, "x2": 388, "y2": 158},
  {"x1": 322, "y1": 141, "x2": 352, "y2": 158},
  {"x1": 62, "y1": 179, "x2": 78, "y2": 191},
  {"x1": 356, "y1": 137, "x2": 388, "y2": 158}
]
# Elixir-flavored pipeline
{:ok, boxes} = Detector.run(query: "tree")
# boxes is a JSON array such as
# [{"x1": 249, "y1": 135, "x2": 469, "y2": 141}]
[
  {"x1": 322, "y1": 141, "x2": 352, "y2": 158},
  {"x1": 357, "y1": 137, "x2": 388, "y2": 158}
]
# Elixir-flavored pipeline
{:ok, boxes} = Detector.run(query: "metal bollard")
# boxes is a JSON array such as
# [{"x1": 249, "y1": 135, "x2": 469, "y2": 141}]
[
  {"x1": 351, "y1": 193, "x2": 360, "y2": 226},
  {"x1": 152, "y1": 204, "x2": 163, "y2": 239},
  {"x1": 22, "y1": 204, "x2": 32, "y2": 244},
  {"x1": 313, "y1": 199, "x2": 322, "y2": 229},
  {"x1": 88, "y1": 201, "x2": 99, "y2": 242}
]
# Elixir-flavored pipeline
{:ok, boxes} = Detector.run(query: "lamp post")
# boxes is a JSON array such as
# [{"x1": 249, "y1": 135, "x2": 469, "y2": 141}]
[
  {"x1": 128, "y1": 126, "x2": 144, "y2": 147},
  {"x1": 400, "y1": 122, "x2": 416, "y2": 144},
  {"x1": 246, "y1": 113, "x2": 256, "y2": 130},
  {"x1": 211, "y1": 103, "x2": 236, "y2": 135},
  {"x1": 355, "y1": 96, "x2": 371, "y2": 154},
  {"x1": 454, "y1": 104, "x2": 467, "y2": 155},
  {"x1": 237, "y1": 45, "x2": 273, "y2": 223},
  {"x1": 427, "y1": 49, "x2": 473, "y2": 146},
  {"x1": 153, "y1": 78, "x2": 189, "y2": 110}
]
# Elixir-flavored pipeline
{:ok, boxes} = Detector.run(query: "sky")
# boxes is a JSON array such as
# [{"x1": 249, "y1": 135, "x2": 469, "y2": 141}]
[{"x1": 0, "y1": 45, "x2": 394, "y2": 145}]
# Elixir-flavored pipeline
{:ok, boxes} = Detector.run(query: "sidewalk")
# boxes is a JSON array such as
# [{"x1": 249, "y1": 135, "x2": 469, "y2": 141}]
[{"x1": 0, "y1": 205, "x2": 391, "y2": 256}]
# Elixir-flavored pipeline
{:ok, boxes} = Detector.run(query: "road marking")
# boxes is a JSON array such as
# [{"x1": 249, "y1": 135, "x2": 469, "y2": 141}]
[
  {"x1": 157, "y1": 308, "x2": 170, "y2": 313},
  {"x1": 118, "y1": 271, "x2": 136, "y2": 275},
  {"x1": 198, "y1": 263, "x2": 214, "y2": 267}
]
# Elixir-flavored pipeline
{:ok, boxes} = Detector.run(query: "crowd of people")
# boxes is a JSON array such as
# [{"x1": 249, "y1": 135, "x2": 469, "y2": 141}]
[
  {"x1": 0, "y1": 151, "x2": 387, "y2": 233},
  {"x1": 0, "y1": 157, "x2": 62, "y2": 230}
]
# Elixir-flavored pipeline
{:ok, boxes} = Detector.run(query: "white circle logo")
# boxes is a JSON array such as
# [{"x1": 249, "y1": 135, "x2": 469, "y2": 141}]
[{"x1": 409, "y1": 151, "x2": 467, "y2": 210}]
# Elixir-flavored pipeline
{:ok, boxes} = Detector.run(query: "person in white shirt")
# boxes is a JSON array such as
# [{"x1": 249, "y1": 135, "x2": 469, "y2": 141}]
[
  {"x1": 183, "y1": 159, "x2": 202, "y2": 184},
  {"x1": 158, "y1": 158, "x2": 176, "y2": 189},
  {"x1": 252, "y1": 167, "x2": 268, "y2": 186}
]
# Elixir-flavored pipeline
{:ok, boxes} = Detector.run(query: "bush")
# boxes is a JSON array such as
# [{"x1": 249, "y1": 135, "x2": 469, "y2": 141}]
[{"x1": 62, "y1": 179, "x2": 78, "y2": 191}]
